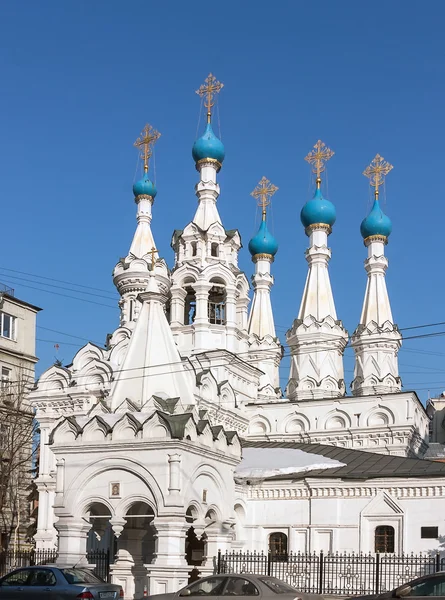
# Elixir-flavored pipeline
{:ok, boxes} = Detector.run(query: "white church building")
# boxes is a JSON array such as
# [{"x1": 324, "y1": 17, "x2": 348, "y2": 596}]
[{"x1": 29, "y1": 75, "x2": 445, "y2": 598}]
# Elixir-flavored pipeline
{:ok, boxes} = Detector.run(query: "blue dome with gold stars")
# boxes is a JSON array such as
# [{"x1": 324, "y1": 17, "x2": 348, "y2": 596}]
[{"x1": 192, "y1": 122, "x2": 225, "y2": 165}]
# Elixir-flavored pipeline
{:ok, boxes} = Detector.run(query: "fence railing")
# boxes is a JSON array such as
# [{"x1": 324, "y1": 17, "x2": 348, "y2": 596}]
[
  {"x1": 217, "y1": 550, "x2": 445, "y2": 595},
  {"x1": 0, "y1": 549, "x2": 110, "y2": 582}
]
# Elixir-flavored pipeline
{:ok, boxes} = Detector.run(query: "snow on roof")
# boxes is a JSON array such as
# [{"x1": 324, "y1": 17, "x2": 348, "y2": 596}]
[{"x1": 235, "y1": 447, "x2": 346, "y2": 481}]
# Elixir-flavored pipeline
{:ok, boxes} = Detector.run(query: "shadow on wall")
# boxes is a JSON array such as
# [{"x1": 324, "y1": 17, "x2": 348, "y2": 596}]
[{"x1": 426, "y1": 534, "x2": 445, "y2": 561}]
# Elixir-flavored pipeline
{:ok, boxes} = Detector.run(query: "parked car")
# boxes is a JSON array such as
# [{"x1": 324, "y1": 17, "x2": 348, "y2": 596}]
[
  {"x1": 144, "y1": 573, "x2": 314, "y2": 600},
  {"x1": 0, "y1": 565, "x2": 123, "y2": 599},
  {"x1": 349, "y1": 571, "x2": 445, "y2": 600}
]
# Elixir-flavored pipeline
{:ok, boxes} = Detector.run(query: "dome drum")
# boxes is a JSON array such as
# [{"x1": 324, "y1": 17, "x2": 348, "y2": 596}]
[{"x1": 195, "y1": 157, "x2": 222, "y2": 172}]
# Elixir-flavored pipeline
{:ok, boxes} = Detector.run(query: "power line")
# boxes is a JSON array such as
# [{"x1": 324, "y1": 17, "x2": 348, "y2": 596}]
[
  {"x1": 0, "y1": 266, "x2": 118, "y2": 297},
  {"x1": 0, "y1": 272, "x2": 118, "y2": 301},
  {"x1": 7, "y1": 268, "x2": 445, "y2": 345},
  {"x1": 37, "y1": 325, "x2": 104, "y2": 346},
  {"x1": 0, "y1": 278, "x2": 117, "y2": 309}
]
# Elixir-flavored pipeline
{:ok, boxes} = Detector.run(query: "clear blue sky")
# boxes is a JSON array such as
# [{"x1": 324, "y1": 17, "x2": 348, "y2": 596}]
[{"x1": 1, "y1": 1, "x2": 444, "y2": 401}]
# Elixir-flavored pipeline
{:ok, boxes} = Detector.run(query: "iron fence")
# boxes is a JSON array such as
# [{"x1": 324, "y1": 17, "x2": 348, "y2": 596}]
[
  {"x1": 0, "y1": 549, "x2": 110, "y2": 582},
  {"x1": 217, "y1": 550, "x2": 445, "y2": 595}
]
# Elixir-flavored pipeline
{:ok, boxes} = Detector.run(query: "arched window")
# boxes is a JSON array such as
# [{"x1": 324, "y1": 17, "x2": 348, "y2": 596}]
[
  {"x1": 208, "y1": 284, "x2": 226, "y2": 325},
  {"x1": 375, "y1": 525, "x2": 395, "y2": 553},
  {"x1": 184, "y1": 286, "x2": 196, "y2": 325},
  {"x1": 269, "y1": 532, "x2": 288, "y2": 561},
  {"x1": 211, "y1": 243, "x2": 219, "y2": 257}
]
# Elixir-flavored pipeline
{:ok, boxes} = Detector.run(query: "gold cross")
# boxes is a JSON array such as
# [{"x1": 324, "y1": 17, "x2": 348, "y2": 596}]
[
  {"x1": 195, "y1": 73, "x2": 224, "y2": 123},
  {"x1": 251, "y1": 177, "x2": 278, "y2": 218},
  {"x1": 134, "y1": 124, "x2": 161, "y2": 173},
  {"x1": 363, "y1": 154, "x2": 393, "y2": 197},
  {"x1": 150, "y1": 246, "x2": 158, "y2": 269},
  {"x1": 305, "y1": 140, "x2": 335, "y2": 182}
]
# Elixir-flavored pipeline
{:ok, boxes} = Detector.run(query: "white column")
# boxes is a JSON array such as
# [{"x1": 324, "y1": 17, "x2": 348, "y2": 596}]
[
  {"x1": 225, "y1": 287, "x2": 238, "y2": 352},
  {"x1": 55, "y1": 516, "x2": 91, "y2": 567},
  {"x1": 168, "y1": 454, "x2": 181, "y2": 495},
  {"x1": 170, "y1": 287, "x2": 187, "y2": 327},
  {"x1": 34, "y1": 419, "x2": 57, "y2": 549},
  {"x1": 193, "y1": 283, "x2": 211, "y2": 350}
]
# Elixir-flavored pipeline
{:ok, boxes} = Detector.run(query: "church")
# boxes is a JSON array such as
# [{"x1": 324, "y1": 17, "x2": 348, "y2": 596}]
[{"x1": 29, "y1": 74, "x2": 445, "y2": 599}]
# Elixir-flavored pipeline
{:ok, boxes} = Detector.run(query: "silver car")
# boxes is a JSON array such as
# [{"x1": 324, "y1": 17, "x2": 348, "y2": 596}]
[
  {"x1": 146, "y1": 573, "x2": 313, "y2": 600},
  {"x1": 0, "y1": 566, "x2": 123, "y2": 599}
]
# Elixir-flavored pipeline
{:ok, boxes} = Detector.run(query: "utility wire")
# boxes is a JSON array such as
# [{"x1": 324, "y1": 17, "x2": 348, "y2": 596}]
[
  {"x1": 4, "y1": 266, "x2": 445, "y2": 336},
  {"x1": 0, "y1": 266, "x2": 117, "y2": 297}
]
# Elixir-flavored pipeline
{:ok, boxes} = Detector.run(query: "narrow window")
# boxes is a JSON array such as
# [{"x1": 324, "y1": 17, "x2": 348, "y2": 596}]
[
  {"x1": 129, "y1": 300, "x2": 134, "y2": 322},
  {"x1": 211, "y1": 243, "x2": 219, "y2": 257},
  {"x1": 191, "y1": 242, "x2": 197, "y2": 257},
  {"x1": 184, "y1": 287, "x2": 196, "y2": 325},
  {"x1": 1, "y1": 367, "x2": 11, "y2": 392},
  {"x1": 375, "y1": 525, "x2": 395, "y2": 553},
  {"x1": 208, "y1": 285, "x2": 226, "y2": 325}
]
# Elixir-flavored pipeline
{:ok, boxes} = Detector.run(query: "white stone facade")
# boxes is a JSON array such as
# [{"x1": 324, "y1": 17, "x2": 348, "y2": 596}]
[{"x1": 27, "y1": 113, "x2": 441, "y2": 599}]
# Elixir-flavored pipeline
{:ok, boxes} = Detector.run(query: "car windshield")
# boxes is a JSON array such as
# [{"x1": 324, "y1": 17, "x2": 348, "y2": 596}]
[
  {"x1": 61, "y1": 569, "x2": 104, "y2": 584},
  {"x1": 259, "y1": 578, "x2": 298, "y2": 594}
]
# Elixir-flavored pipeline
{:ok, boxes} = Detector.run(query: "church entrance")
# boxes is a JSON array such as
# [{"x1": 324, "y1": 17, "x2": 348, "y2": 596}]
[
  {"x1": 185, "y1": 506, "x2": 205, "y2": 577},
  {"x1": 86, "y1": 502, "x2": 115, "y2": 581}
]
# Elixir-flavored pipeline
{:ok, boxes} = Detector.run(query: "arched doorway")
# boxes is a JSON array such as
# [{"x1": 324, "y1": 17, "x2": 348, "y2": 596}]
[
  {"x1": 86, "y1": 502, "x2": 113, "y2": 554},
  {"x1": 185, "y1": 506, "x2": 205, "y2": 567},
  {"x1": 120, "y1": 501, "x2": 156, "y2": 565},
  {"x1": 117, "y1": 502, "x2": 156, "y2": 600}
]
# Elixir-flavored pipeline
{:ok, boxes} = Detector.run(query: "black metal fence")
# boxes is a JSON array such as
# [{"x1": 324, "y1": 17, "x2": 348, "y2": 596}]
[
  {"x1": 217, "y1": 550, "x2": 445, "y2": 595},
  {"x1": 0, "y1": 549, "x2": 110, "y2": 583}
]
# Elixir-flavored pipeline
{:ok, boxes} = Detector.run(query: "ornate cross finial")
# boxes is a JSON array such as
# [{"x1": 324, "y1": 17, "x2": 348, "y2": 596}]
[
  {"x1": 305, "y1": 140, "x2": 335, "y2": 188},
  {"x1": 134, "y1": 124, "x2": 161, "y2": 173},
  {"x1": 251, "y1": 176, "x2": 278, "y2": 219},
  {"x1": 363, "y1": 154, "x2": 393, "y2": 198},
  {"x1": 150, "y1": 246, "x2": 158, "y2": 269},
  {"x1": 196, "y1": 73, "x2": 224, "y2": 123}
]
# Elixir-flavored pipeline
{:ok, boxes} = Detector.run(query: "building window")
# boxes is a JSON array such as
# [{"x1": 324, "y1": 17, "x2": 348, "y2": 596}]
[
  {"x1": 375, "y1": 525, "x2": 395, "y2": 553},
  {"x1": 184, "y1": 287, "x2": 196, "y2": 325},
  {"x1": 208, "y1": 285, "x2": 226, "y2": 325},
  {"x1": 128, "y1": 299, "x2": 134, "y2": 322},
  {"x1": 0, "y1": 312, "x2": 16, "y2": 340},
  {"x1": 1, "y1": 367, "x2": 11, "y2": 392},
  {"x1": 211, "y1": 243, "x2": 219, "y2": 257},
  {"x1": 0, "y1": 423, "x2": 8, "y2": 449},
  {"x1": 421, "y1": 527, "x2": 439, "y2": 539},
  {"x1": 191, "y1": 242, "x2": 197, "y2": 257},
  {"x1": 269, "y1": 532, "x2": 288, "y2": 561}
]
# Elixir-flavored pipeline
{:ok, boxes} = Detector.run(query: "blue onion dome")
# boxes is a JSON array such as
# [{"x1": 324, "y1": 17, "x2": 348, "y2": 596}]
[
  {"x1": 192, "y1": 122, "x2": 225, "y2": 165},
  {"x1": 360, "y1": 198, "x2": 392, "y2": 239},
  {"x1": 133, "y1": 172, "x2": 157, "y2": 199},
  {"x1": 300, "y1": 187, "x2": 336, "y2": 229},
  {"x1": 248, "y1": 218, "x2": 279, "y2": 257}
]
